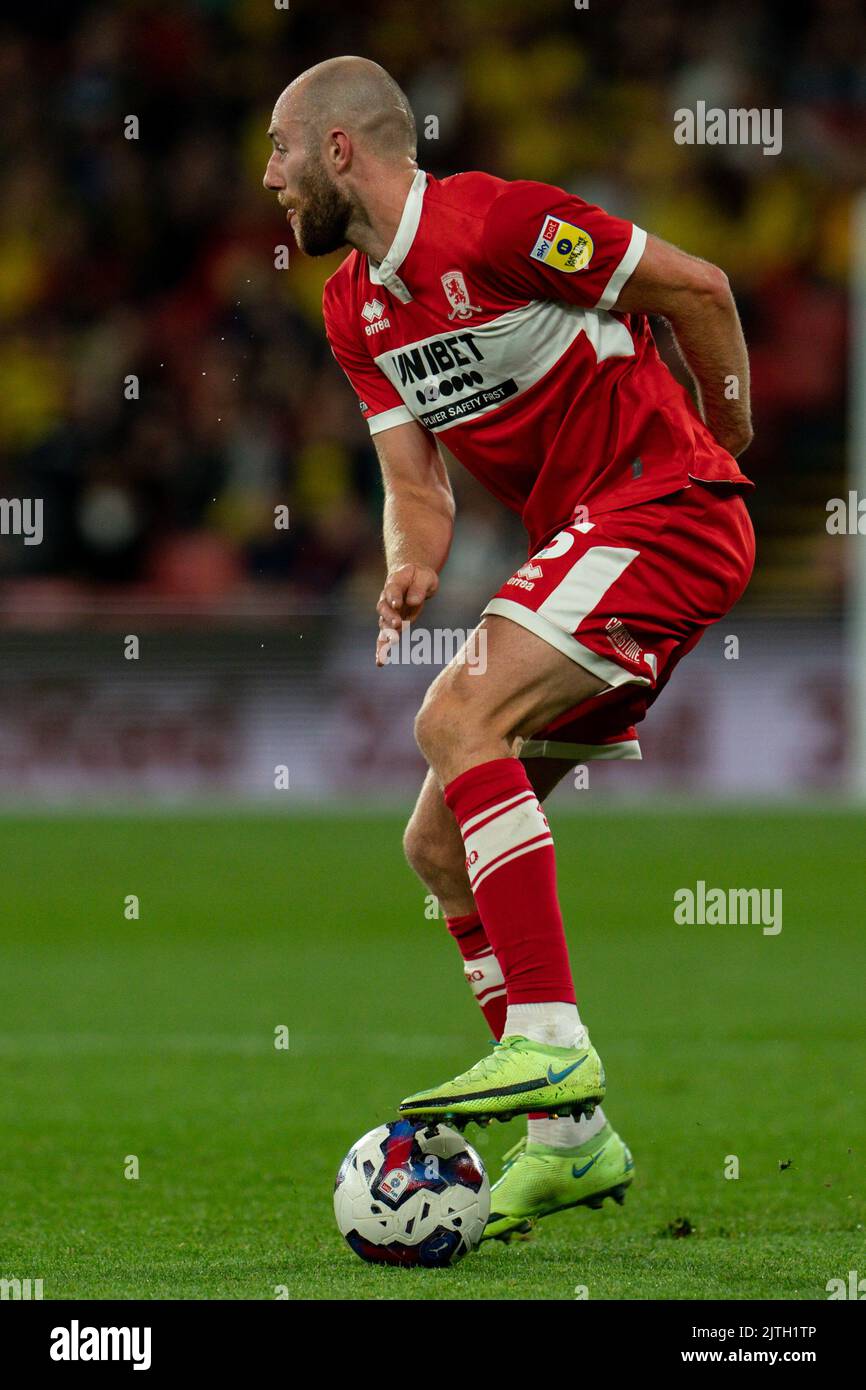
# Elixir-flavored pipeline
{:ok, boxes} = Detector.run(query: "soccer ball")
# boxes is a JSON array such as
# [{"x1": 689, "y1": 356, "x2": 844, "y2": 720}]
[{"x1": 334, "y1": 1119, "x2": 490, "y2": 1267}]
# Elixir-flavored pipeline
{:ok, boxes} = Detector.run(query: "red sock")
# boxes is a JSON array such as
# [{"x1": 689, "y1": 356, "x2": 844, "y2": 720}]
[
  {"x1": 445, "y1": 910, "x2": 507, "y2": 1040},
  {"x1": 444, "y1": 758, "x2": 576, "y2": 1007}
]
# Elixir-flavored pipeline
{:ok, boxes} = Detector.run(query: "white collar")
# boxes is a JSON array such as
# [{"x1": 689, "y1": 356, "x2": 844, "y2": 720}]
[{"x1": 368, "y1": 168, "x2": 427, "y2": 303}]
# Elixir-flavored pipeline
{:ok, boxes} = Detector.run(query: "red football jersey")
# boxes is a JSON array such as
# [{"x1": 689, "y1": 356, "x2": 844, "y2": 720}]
[{"x1": 322, "y1": 169, "x2": 752, "y2": 553}]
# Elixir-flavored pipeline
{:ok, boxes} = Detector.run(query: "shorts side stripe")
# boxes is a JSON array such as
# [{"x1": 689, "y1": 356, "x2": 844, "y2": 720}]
[
  {"x1": 482, "y1": 598, "x2": 651, "y2": 688},
  {"x1": 537, "y1": 544, "x2": 640, "y2": 632}
]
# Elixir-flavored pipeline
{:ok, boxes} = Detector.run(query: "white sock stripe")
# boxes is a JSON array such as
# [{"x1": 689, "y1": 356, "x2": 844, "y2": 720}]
[
  {"x1": 460, "y1": 789, "x2": 536, "y2": 838},
  {"x1": 463, "y1": 950, "x2": 505, "y2": 998},
  {"x1": 463, "y1": 793, "x2": 552, "y2": 884},
  {"x1": 476, "y1": 985, "x2": 507, "y2": 1005},
  {"x1": 471, "y1": 835, "x2": 554, "y2": 892},
  {"x1": 468, "y1": 829, "x2": 554, "y2": 890}
]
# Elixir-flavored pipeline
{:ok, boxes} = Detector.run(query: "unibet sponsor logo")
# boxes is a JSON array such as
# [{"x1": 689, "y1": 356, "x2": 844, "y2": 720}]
[
  {"x1": 385, "y1": 331, "x2": 519, "y2": 428},
  {"x1": 530, "y1": 218, "x2": 594, "y2": 273},
  {"x1": 390, "y1": 332, "x2": 485, "y2": 396}
]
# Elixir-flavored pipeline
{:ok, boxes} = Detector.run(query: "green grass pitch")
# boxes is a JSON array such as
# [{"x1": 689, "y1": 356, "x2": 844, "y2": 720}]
[{"x1": 0, "y1": 807, "x2": 862, "y2": 1300}]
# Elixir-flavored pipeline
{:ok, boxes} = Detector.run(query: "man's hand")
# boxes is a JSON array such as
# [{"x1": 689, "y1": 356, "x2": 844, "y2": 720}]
[
  {"x1": 370, "y1": 421, "x2": 455, "y2": 666},
  {"x1": 376, "y1": 563, "x2": 439, "y2": 666}
]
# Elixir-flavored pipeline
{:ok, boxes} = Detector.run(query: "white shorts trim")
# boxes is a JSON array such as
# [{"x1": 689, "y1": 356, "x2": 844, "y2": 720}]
[
  {"x1": 482, "y1": 596, "x2": 652, "y2": 689},
  {"x1": 520, "y1": 738, "x2": 642, "y2": 761}
]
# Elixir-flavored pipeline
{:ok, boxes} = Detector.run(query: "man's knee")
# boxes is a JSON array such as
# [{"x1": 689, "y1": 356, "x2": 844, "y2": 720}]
[
  {"x1": 414, "y1": 678, "x2": 482, "y2": 765},
  {"x1": 415, "y1": 682, "x2": 525, "y2": 774},
  {"x1": 404, "y1": 812, "x2": 446, "y2": 883},
  {"x1": 414, "y1": 691, "x2": 447, "y2": 766}
]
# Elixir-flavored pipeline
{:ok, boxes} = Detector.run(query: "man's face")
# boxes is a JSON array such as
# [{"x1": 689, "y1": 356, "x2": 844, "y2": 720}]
[{"x1": 263, "y1": 110, "x2": 353, "y2": 257}]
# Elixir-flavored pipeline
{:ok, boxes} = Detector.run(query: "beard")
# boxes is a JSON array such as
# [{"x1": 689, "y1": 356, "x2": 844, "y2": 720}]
[{"x1": 293, "y1": 154, "x2": 353, "y2": 256}]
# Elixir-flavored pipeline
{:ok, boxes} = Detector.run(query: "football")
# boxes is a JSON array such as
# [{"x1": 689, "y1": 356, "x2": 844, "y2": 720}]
[{"x1": 334, "y1": 1119, "x2": 490, "y2": 1267}]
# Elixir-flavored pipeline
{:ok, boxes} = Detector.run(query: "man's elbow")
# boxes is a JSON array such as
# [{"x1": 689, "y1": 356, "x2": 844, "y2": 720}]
[
  {"x1": 693, "y1": 260, "x2": 733, "y2": 309},
  {"x1": 437, "y1": 483, "x2": 457, "y2": 524},
  {"x1": 661, "y1": 260, "x2": 734, "y2": 327},
  {"x1": 720, "y1": 419, "x2": 754, "y2": 457}
]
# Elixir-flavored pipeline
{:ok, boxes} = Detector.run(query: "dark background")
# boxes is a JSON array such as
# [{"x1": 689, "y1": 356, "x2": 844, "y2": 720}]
[{"x1": 2, "y1": 0, "x2": 862, "y2": 618}]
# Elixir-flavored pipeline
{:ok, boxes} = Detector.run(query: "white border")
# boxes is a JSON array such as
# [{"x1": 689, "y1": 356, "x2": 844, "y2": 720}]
[
  {"x1": 482, "y1": 596, "x2": 652, "y2": 688},
  {"x1": 596, "y1": 224, "x2": 647, "y2": 311},
  {"x1": 520, "y1": 738, "x2": 642, "y2": 761},
  {"x1": 367, "y1": 405, "x2": 415, "y2": 435},
  {"x1": 368, "y1": 169, "x2": 427, "y2": 288}
]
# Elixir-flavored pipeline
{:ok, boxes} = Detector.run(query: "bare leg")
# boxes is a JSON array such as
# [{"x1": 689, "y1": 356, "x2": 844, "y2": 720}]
[
  {"x1": 413, "y1": 614, "x2": 607, "y2": 786},
  {"x1": 403, "y1": 756, "x2": 578, "y2": 914}
]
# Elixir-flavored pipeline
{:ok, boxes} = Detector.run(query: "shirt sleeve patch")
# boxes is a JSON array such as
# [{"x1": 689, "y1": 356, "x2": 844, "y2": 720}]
[{"x1": 529, "y1": 217, "x2": 594, "y2": 273}]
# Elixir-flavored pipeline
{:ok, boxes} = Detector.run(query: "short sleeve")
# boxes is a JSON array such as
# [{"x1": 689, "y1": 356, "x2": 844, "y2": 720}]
[
  {"x1": 322, "y1": 282, "x2": 413, "y2": 435},
  {"x1": 481, "y1": 180, "x2": 647, "y2": 312}
]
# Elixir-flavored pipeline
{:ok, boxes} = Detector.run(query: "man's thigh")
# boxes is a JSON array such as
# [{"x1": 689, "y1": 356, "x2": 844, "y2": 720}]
[{"x1": 420, "y1": 613, "x2": 609, "y2": 747}]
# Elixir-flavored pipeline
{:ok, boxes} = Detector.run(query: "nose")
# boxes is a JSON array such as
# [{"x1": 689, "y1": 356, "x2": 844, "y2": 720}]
[{"x1": 263, "y1": 153, "x2": 284, "y2": 191}]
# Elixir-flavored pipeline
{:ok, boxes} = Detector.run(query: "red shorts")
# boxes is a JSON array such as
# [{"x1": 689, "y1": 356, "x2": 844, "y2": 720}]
[{"x1": 482, "y1": 483, "x2": 755, "y2": 762}]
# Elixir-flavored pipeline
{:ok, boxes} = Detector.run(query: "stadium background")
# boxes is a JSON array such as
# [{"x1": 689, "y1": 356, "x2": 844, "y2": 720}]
[{"x1": 1, "y1": 0, "x2": 864, "y2": 803}]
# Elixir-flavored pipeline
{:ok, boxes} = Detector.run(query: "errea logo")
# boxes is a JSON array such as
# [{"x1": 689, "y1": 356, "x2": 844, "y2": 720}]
[{"x1": 361, "y1": 298, "x2": 390, "y2": 336}]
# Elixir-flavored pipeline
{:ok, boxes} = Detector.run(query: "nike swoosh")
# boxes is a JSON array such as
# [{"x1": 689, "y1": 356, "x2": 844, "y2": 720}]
[
  {"x1": 546, "y1": 1055, "x2": 588, "y2": 1085},
  {"x1": 572, "y1": 1154, "x2": 601, "y2": 1179},
  {"x1": 572, "y1": 1141, "x2": 608, "y2": 1179}
]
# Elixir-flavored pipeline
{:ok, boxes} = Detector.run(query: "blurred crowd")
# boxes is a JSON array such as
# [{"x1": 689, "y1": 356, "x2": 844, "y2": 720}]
[{"x1": 1, "y1": 0, "x2": 864, "y2": 615}]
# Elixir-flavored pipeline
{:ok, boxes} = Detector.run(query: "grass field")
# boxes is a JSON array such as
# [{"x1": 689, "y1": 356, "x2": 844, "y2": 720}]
[{"x1": 0, "y1": 808, "x2": 863, "y2": 1301}]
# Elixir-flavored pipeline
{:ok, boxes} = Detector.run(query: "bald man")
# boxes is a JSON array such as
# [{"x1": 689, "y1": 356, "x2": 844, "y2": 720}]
[{"x1": 264, "y1": 57, "x2": 755, "y2": 1243}]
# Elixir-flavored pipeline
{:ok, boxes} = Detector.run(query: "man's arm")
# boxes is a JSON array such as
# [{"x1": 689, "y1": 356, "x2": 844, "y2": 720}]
[
  {"x1": 373, "y1": 420, "x2": 456, "y2": 667},
  {"x1": 615, "y1": 234, "x2": 753, "y2": 458}
]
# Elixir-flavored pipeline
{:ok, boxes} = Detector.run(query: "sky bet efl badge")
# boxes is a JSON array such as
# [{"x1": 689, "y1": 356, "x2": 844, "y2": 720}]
[{"x1": 530, "y1": 216, "x2": 594, "y2": 272}]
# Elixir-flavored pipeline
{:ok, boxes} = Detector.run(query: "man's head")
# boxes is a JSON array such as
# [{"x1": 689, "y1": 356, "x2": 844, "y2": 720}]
[{"x1": 263, "y1": 56, "x2": 417, "y2": 256}]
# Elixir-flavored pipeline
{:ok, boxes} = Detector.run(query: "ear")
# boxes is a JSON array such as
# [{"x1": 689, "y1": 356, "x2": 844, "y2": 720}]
[{"x1": 327, "y1": 128, "x2": 352, "y2": 174}]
